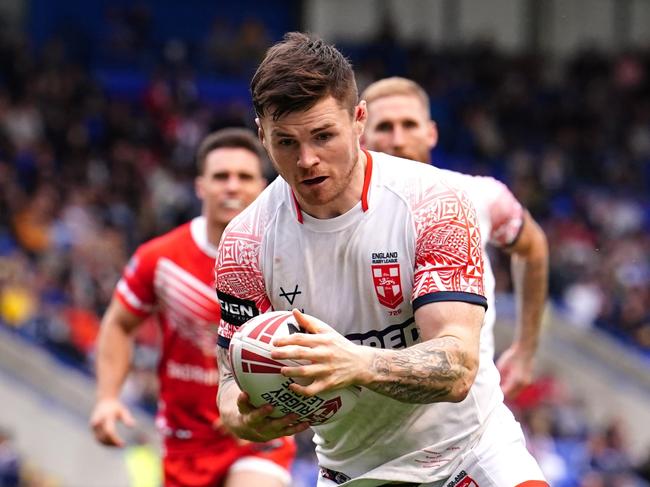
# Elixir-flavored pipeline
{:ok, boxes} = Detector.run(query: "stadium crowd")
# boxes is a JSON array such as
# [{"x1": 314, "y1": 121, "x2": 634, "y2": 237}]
[
  {"x1": 344, "y1": 31, "x2": 650, "y2": 355},
  {"x1": 0, "y1": 11, "x2": 649, "y2": 487}
]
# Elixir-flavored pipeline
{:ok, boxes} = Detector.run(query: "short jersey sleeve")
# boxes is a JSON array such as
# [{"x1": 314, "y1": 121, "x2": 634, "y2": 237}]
[
  {"x1": 483, "y1": 177, "x2": 524, "y2": 247},
  {"x1": 215, "y1": 224, "x2": 272, "y2": 349},
  {"x1": 411, "y1": 182, "x2": 487, "y2": 311},
  {"x1": 114, "y1": 245, "x2": 157, "y2": 318}
]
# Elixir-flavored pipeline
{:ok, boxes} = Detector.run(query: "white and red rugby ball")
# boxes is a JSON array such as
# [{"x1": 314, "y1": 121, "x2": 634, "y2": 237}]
[{"x1": 228, "y1": 310, "x2": 360, "y2": 425}]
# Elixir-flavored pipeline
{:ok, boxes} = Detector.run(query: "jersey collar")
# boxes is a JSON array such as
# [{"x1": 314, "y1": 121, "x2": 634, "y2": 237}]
[
  {"x1": 190, "y1": 216, "x2": 218, "y2": 258},
  {"x1": 291, "y1": 149, "x2": 373, "y2": 224}
]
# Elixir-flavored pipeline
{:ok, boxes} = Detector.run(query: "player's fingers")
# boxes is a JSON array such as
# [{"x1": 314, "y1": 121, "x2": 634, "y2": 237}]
[
  {"x1": 90, "y1": 420, "x2": 106, "y2": 442},
  {"x1": 246, "y1": 413, "x2": 302, "y2": 441},
  {"x1": 102, "y1": 417, "x2": 124, "y2": 447},
  {"x1": 292, "y1": 309, "x2": 329, "y2": 333},
  {"x1": 237, "y1": 392, "x2": 274, "y2": 419},
  {"x1": 242, "y1": 401, "x2": 275, "y2": 421},
  {"x1": 280, "y1": 364, "x2": 308, "y2": 378},
  {"x1": 273, "y1": 331, "x2": 332, "y2": 348},
  {"x1": 281, "y1": 363, "x2": 329, "y2": 381},
  {"x1": 288, "y1": 380, "x2": 329, "y2": 397},
  {"x1": 269, "y1": 412, "x2": 301, "y2": 428},
  {"x1": 90, "y1": 413, "x2": 117, "y2": 445},
  {"x1": 236, "y1": 391, "x2": 255, "y2": 413},
  {"x1": 281, "y1": 421, "x2": 310, "y2": 436},
  {"x1": 271, "y1": 344, "x2": 313, "y2": 359},
  {"x1": 119, "y1": 406, "x2": 136, "y2": 428},
  {"x1": 89, "y1": 412, "x2": 103, "y2": 430}
]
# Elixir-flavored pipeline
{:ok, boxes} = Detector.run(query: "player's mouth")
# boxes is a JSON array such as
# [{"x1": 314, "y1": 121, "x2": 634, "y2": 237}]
[
  {"x1": 222, "y1": 198, "x2": 244, "y2": 210},
  {"x1": 301, "y1": 176, "x2": 328, "y2": 186}
]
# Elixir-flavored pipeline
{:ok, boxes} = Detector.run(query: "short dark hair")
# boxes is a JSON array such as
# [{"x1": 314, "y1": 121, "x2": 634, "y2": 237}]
[
  {"x1": 251, "y1": 32, "x2": 358, "y2": 120},
  {"x1": 196, "y1": 127, "x2": 267, "y2": 175}
]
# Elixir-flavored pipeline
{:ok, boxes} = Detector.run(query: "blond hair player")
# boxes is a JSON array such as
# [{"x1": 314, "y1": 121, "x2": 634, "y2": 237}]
[{"x1": 362, "y1": 76, "x2": 549, "y2": 400}]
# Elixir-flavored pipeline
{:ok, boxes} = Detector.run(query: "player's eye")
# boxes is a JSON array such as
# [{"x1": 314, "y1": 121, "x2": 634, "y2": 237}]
[
  {"x1": 376, "y1": 122, "x2": 392, "y2": 132},
  {"x1": 315, "y1": 132, "x2": 332, "y2": 142},
  {"x1": 277, "y1": 138, "x2": 295, "y2": 147}
]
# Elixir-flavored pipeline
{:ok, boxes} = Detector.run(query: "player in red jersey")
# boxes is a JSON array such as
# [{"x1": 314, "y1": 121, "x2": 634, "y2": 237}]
[{"x1": 90, "y1": 128, "x2": 296, "y2": 487}]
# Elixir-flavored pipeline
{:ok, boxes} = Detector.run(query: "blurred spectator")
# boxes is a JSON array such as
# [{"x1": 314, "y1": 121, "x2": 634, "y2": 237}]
[
  {"x1": 510, "y1": 372, "x2": 650, "y2": 487},
  {"x1": 0, "y1": 428, "x2": 20, "y2": 487}
]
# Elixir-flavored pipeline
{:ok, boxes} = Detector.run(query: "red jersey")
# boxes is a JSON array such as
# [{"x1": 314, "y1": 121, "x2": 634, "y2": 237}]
[
  {"x1": 116, "y1": 217, "x2": 295, "y2": 487},
  {"x1": 115, "y1": 217, "x2": 224, "y2": 453}
]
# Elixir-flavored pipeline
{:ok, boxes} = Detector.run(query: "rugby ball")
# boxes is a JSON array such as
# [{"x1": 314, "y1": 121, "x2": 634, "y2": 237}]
[{"x1": 228, "y1": 311, "x2": 360, "y2": 425}]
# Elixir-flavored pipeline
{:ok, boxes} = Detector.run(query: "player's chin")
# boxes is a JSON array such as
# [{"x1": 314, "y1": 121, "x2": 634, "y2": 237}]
[
  {"x1": 214, "y1": 209, "x2": 241, "y2": 224},
  {"x1": 296, "y1": 186, "x2": 334, "y2": 207},
  {"x1": 394, "y1": 150, "x2": 417, "y2": 161}
]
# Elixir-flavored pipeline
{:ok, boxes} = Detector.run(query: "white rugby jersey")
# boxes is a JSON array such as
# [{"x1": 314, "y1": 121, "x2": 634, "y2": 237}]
[
  {"x1": 216, "y1": 151, "x2": 517, "y2": 485},
  {"x1": 438, "y1": 170, "x2": 525, "y2": 362}
]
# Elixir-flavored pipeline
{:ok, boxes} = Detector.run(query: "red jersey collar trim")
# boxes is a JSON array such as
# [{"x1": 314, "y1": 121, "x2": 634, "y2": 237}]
[
  {"x1": 291, "y1": 149, "x2": 373, "y2": 224},
  {"x1": 291, "y1": 190, "x2": 304, "y2": 224},
  {"x1": 360, "y1": 149, "x2": 372, "y2": 212}
]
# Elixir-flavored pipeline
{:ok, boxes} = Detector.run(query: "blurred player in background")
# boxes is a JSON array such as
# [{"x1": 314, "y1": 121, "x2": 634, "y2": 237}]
[
  {"x1": 90, "y1": 128, "x2": 296, "y2": 487},
  {"x1": 361, "y1": 77, "x2": 549, "y2": 399},
  {"x1": 215, "y1": 32, "x2": 547, "y2": 486}
]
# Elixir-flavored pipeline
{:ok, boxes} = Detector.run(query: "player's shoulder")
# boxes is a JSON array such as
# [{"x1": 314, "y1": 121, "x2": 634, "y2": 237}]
[
  {"x1": 372, "y1": 151, "x2": 437, "y2": 181},
  {"x1": 371, "y1": 151, "x2": 464, "y2": 203},
  {"x1": 438, "y1": 169, "x2": 513, "y2": 197},
  {"x1": 134, "y1": 220, "x2": 193, "y2": 260}
]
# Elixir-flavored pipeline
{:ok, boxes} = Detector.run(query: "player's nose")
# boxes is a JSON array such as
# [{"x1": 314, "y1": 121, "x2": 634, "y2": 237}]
[
  {"x1": 391, "y1": 126, "x2": 406, "y2": 148},
  {"x1": 225, "y1": 174, "x2": 242, "y2": 192},
  {"x1": 297, "y1": 143, "x2": 319, "y2": 168}
]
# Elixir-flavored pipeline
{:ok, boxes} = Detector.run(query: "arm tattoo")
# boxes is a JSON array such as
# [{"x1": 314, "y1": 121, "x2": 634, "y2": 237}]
[{"x1": 367, "y1": 337, "x2": 472, "y2": 403}]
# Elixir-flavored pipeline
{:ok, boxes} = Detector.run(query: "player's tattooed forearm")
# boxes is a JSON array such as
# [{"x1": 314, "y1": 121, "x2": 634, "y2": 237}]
[
  {"x1": 368, "y1": 337, "x2": 469, "y2": 403},
  {"x1": 373, "y1": 355, "x2": 391, "y2": 376}
]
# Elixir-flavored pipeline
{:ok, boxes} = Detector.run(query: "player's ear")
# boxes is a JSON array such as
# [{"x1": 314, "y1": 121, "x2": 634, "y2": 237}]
[
  {"x1": 428, "y1": 120, "x2": 439, "y2": 149},
  {"x1": 256, "y1": 117, "x2": 267, "y2": 149},
  {"x1": 195, "y1": 175, "x2": 205, "y2": 201},
  {"x1": 354, "y1": 101, "x2": 367, "y2": 138}
]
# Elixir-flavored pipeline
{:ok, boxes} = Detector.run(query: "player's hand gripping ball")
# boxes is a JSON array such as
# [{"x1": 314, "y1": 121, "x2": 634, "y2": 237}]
[{"x1": 229, "y1": 311, "x2": 359, "y2": 425}]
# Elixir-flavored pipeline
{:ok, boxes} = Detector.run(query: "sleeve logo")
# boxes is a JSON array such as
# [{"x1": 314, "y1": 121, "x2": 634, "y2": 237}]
[{"x1": 217, "y1": 291, "x2": 259, "y2": 326}]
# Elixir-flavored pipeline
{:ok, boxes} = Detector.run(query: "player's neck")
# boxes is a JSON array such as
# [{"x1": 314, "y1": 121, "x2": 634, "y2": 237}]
[{"x1": 206, "y1": 222, "x2": 226, "y2": 248}]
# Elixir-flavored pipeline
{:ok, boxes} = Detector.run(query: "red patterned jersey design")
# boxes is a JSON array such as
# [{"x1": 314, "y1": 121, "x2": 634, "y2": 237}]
[
  {"x1": 411, "y1": 182, "x2": 484, "y2": 300},
  {"x1": 215, "y1": 208, "x2": 272, "y2": 342}
]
